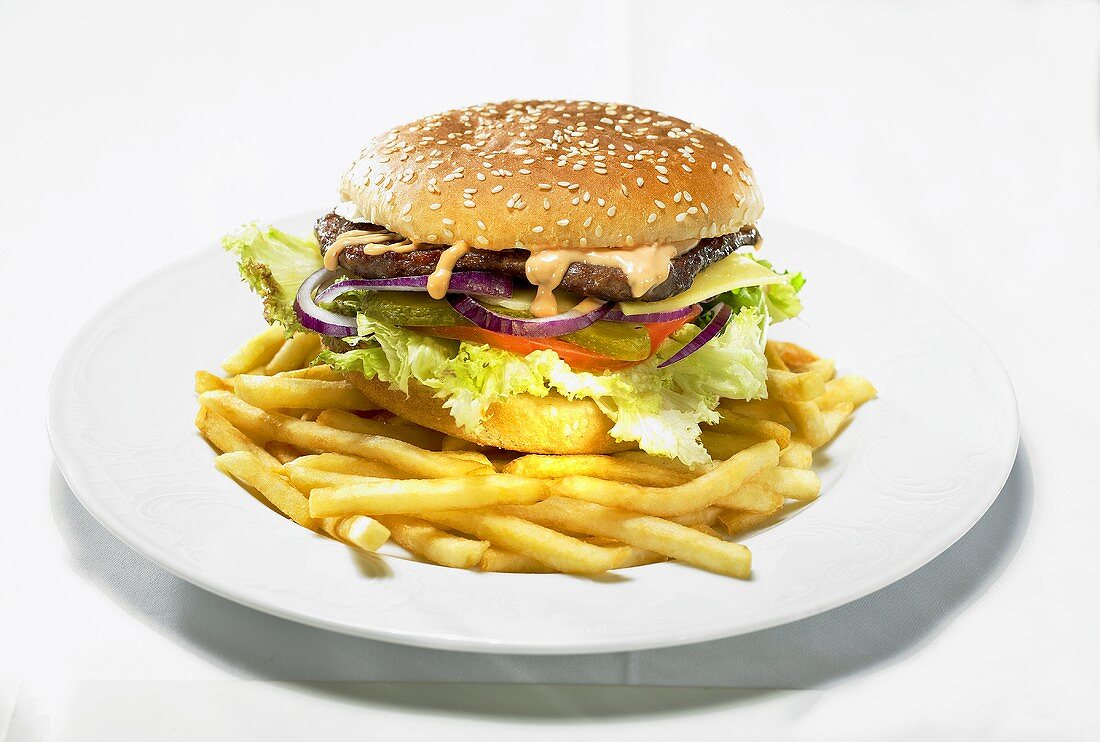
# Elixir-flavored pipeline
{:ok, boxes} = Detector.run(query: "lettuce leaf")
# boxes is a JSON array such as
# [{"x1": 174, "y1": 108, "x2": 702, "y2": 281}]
[
  {"x1": 713, "y1": 256, "x2": 805, "y2": 323},
  {"x1": 320, "y1": 308, "x2": 768, "y2": 465},
  {"x1": 222, "y1": 223, "x2": 322, "y2": 331}
]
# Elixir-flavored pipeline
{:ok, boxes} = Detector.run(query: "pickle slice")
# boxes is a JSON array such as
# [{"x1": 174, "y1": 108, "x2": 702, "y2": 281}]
[{"x1": 560, "y1": 322, "x2": 651, "y2": 361}]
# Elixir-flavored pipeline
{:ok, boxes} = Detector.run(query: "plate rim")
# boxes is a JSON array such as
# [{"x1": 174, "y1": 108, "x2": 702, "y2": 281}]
[{"x1": 47, "y1": 215, "x2": 1020, "y2": 654}]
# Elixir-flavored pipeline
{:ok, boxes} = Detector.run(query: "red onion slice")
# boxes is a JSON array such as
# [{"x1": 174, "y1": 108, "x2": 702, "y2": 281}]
[
  {"x1": 448, "y1": 295, "x2": 610, "y2": 338},
  {"x1": 294, "y1": 268, "x2": 359, "y2": 336},
  {"x1": 604, "y1": 304, "x2": 701, "y2": 324},
  {"x1": 315, "y1": 272, "x2": 512, "y2": 303},
  {"x1": 657, "y1": 303, "x2": 733, "y2": 368}
]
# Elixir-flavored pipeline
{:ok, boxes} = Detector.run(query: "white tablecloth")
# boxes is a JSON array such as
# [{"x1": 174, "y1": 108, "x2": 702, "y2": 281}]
[{"x1": 2, "y1": 1, "x2": 1097, "y2": 739}]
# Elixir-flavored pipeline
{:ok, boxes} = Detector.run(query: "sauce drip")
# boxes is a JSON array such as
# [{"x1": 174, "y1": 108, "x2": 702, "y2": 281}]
[
  {"x1": 325, "y1": 230, "x2": 420, "y2": 270},
  {"x1": 427, "y1": 241, "x2": 469, "y2": 299},
  {"x1": 525, "y1": 239, "x2": 698, "y2": 317}
]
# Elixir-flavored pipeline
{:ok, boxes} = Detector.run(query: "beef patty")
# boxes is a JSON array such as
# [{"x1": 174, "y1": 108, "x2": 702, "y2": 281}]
[{"x1": 315, "y1": 213, "x2": 759, "y2": 303}]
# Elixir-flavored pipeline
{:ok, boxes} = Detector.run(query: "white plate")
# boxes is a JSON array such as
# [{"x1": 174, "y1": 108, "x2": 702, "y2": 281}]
[{"x1": 48, "y1": 214, "x2": 1018, "y2": 654}]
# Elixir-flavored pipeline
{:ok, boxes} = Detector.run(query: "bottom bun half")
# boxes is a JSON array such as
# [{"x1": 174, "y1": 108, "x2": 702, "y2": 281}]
[{"x1": 347, "y1": 375, "x2": 634, "y2": 454}]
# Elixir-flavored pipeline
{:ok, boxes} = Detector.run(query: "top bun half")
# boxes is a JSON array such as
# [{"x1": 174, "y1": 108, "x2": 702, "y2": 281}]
[{"x1": 339, "y1": 100, "x2": 763, "y2": 250}]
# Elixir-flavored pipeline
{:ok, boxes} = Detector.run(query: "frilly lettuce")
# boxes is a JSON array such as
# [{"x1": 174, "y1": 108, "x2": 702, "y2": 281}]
[
  {"x1": 320, "y1": 309, "x2": 768, "y2": 465},
  {"x1": 715, "y1": 256, "x2": 805, "y2": 323},
  {"x1": 222, "y1": 223, "x2": 323, "y2": 331}
]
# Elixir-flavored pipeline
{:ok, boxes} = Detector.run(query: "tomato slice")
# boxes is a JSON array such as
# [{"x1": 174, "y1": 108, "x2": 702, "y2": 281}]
[
  {"x1": 415, "y1": 306, "x2": 700, "y2": 373},
  {"x1": 642, "y1": 306, "x2": 701, "y2": 354}
]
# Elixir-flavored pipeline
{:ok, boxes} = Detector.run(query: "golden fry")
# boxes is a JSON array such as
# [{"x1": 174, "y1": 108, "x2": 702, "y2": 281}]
[
  {"x1": 510, "y1": 497, "x2": 752, "y2": 578},
  {"x1": 315, "y1": 409, "x2": 444, "y2": 450},
  {"x1": 195, "y1": 370, "x2": 231, "y2": 393},
  {"x1": 706, "y1": 410, "x2": 791, "y2": 448},
  {"x1": 719, "y1": 508, "x2": 783, "y2": 536},
  {"x1": 278, "y1": 365, "x2": 344, "y2": 381},
  {"x1": 289, "y1": 452, "x2": 402, "y2": 478},
  {"x1": 266, "y1": 441, "x2": 301, "y2": 464},
  {"x1": 285, "y1": 465, "x2": 382, "y2": 493},
  {"x1": 215, "y1": 451, "x2": 315, "y2": 528},
  {"x1": 778, "y1": 439, "x2": 814, "y2": 469},
  {"x1": 719, "y1": 398, "x2": 790, "y2": 422},
  {"x1": 234, "y1": 376, "x2": 375, "y2": 412},
  {"x1": 818, "y1": 376, "x2": 877, "y2": 410},
  {"x1": 377, "y1": 515, "x2": 489, "y2": 568},
  {"x1": 666, "y1": 507, "x2": 722, "y2": 527},
  {"x1": 701, "y1": 431, "x2": 765, "y2": 460},
  {"x1": 715, "y1": 481, "x2": 783, "y2": 512},
  {"x1": 766, "y1": 369, "x2": 826, "y2": 402},
  {"x1": 552, "y1": 440, "x2": 779, "y2": 516},
  {"x1": 309, "y1": 474, "x2": 550, "y2": 518},
  {"x1": 426, "y1": 509, "x2": 628, "y2": 574},
  {"x1": 753, "y1": 466, "x2": 821, "y2": 501},
  {"x1": 767, "y1": 340, "x2": 820, "y2": 370},
  {"x1": 222, "y1": 325, "x2": 285, "y2": 375},
  {"x1": 478, "y1": 547, "x2": 554, "y2": 573},
  {"x1": 194, "y1": 407, "x2": 281, "y2": 469},
  {"x1": 818, "y1": 402, "x2": 855, "y2": 448},
  {"x1": 265, "y1": 333, "x2": 321, "y2": 374},
  {"x1": 199, "y1": 391, "x2": 484, "y2": 478},
  {"x1": 320, "y1": 515, "x2": 390, "y2": 552}
]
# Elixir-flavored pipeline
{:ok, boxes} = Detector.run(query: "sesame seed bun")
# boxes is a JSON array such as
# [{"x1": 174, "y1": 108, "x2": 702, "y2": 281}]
[
  {"x1": 340, "y1": 100, "x2": 763, "y2": 250},
  {"x1": 348, "y1": 375, "x2": 635, "y2": 454}
]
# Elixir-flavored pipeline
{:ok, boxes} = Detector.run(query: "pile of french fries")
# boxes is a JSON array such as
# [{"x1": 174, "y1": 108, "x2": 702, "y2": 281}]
[{"x1": 194, "y1": 325, "x2": 875, "y2": 578}]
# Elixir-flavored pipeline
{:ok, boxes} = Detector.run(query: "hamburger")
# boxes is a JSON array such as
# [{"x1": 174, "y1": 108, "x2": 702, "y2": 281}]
[{"x1": 224, "y1": 100, "x2": 804, "y2": 465}]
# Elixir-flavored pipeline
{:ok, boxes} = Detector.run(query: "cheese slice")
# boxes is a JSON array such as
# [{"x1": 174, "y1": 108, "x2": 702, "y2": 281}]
[{"x1": 617, "y1": 253, "x2": 784, "y2": 316}]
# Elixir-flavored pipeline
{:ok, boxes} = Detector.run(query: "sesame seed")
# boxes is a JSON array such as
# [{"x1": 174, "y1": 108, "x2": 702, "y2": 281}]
[
  {"x1": 442, "y1": 217, "x2": 455, "y2": 225},
  {"x1": 477, "y1": 220, "x2": 486, "y2": 229},
  {"x1": 538, "y1": 183, "x2": 552, "y2": 190},
  {"x1": 675, "y1": 212, "x2": 687, "y2": 222},
  {"x1": 543, "y1": 198, "x2": 551, "y2": 210},
  {"x1": 557, "y1": 218, "x2": 570, "y2": 226},
  {"x1": 491, "y1": 185, "x2": 504, "y2": 193},
  {"x1": 607, "y1": 206, "x2": 617, "y2": 217},
  {"x1": 673, "y1": 192, "x2": 682, "y2": 203},
  {"x1": 463, "y1": 200, "x2": 476, "y2": 208},
  {"x1": 475, "y1": 235, "x2": 489, "y2": 246},
  {"x1": 583, "y1": 216, "x2": 592, "y2": 227},
  {"x1": 532, "y1": 226, "x2": 544, "y2": 233},
  {"x1": 636, "y1": 177, "x2": 644, "y2": 187},
  {"x1": 657, "y1": 175, "x2": 669, "y2": 184},
  {"x1": 647, "y1": 213, "x2": 657, "y2": 223},
  {"x1": 429, "y1": 203, "x2": 442, "y2": 210}
]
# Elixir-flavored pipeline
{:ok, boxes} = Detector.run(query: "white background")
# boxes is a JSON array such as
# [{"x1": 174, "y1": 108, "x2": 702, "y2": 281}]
[{"x1": 2, "y1": 0, "x2": 1097, "y2": 739}]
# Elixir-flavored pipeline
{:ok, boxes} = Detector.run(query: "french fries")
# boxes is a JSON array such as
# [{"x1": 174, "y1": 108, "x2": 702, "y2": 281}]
[
  {"x1": 508, "y1": 498, "x2": 752, "y2": 578},
  {"x1": 233, "y1": 376, "x2": 375, "y2": 412},
  {"x1": 265, "y1": 333, "x2": 321, "y2": 374},
  {"x1": 221, "y1": 325, "x2": 285, "y2": 375},
  {"x1": 320, "y1": 515, "x2": 391, "y2": 552},
  {"x1": 214, "y1": 451, "x2": 315, "y2": 528},
  {"x1": 195, "y1": 407, "x2": 281, "y2": 468},
  {"x1": 199, "y1": 332, "x2": 870, "y2": 580},
  {"x1": 315, "y1": 409, "x2": 444, "y2": 450},
  {"x1": 377, "y1": 515, "x2": 489, "y2": 568},
  {"x1": 552, "y1": 441, "x2": 779, "y2": 517},
  {"x1": 425, "y1": 509, "x2": 629, "y2": 574},
  {"x1": 309, "y1": 475, "x2": 550, "y2": 518},
  {"x1": 198, "y1": 391, "x2": 485, "y2": 478}
]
